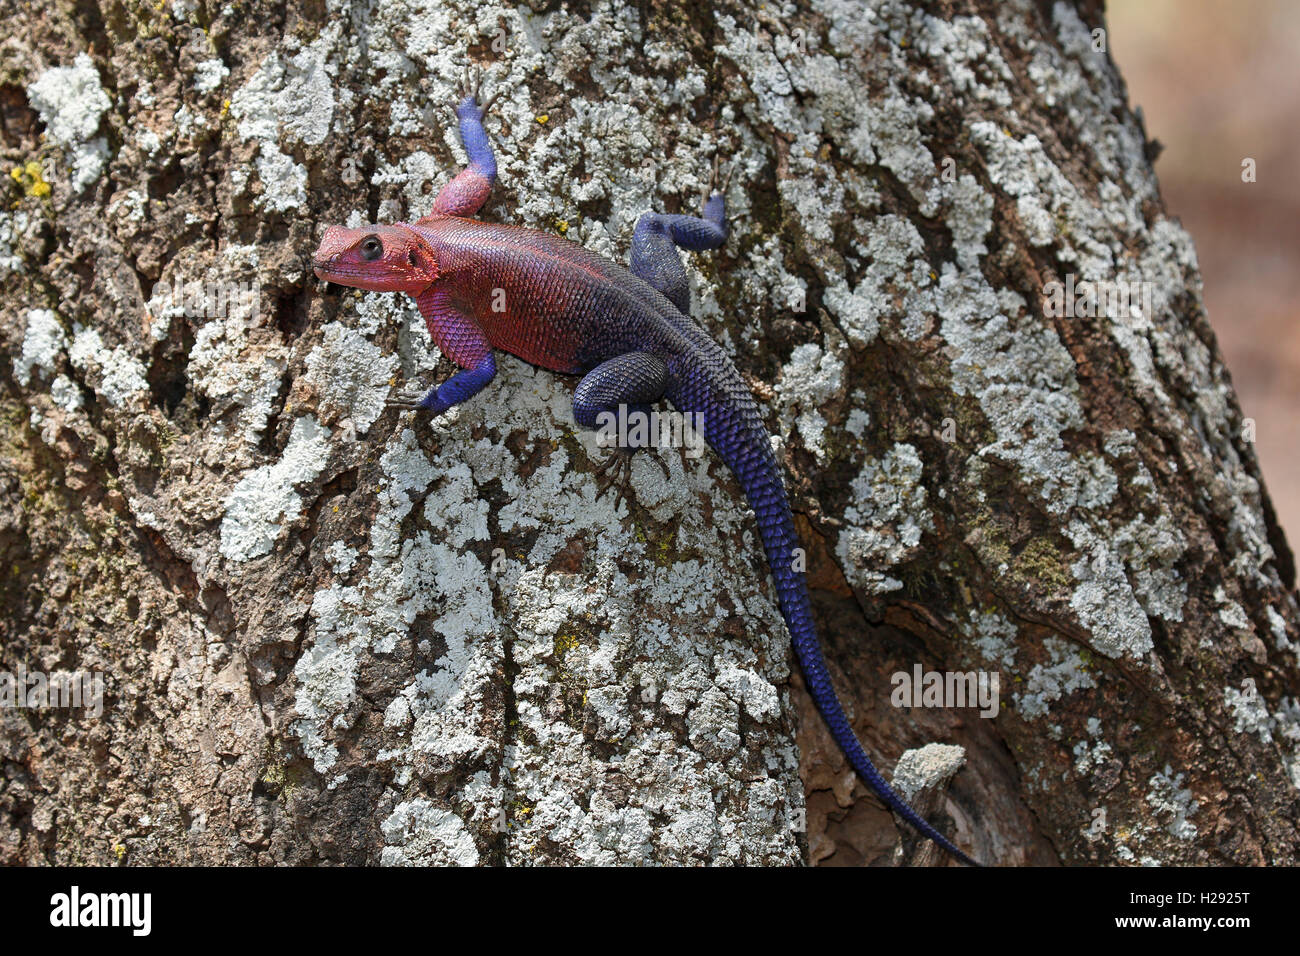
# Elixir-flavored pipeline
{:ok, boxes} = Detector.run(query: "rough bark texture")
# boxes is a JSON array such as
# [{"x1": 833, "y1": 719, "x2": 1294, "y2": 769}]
[{"x1": 2, "y1": 0, "x2": 1297, "y2": 866}]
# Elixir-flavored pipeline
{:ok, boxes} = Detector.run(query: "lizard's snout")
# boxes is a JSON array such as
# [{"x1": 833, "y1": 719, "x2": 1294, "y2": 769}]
[{"x1": 312, "y1": 226, "x2": 351, "y2": 276}]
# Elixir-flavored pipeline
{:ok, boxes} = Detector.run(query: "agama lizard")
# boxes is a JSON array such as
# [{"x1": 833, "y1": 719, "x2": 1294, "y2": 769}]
[{"x1": 311, "y1": 71, "x2": 979, "y2": 866}]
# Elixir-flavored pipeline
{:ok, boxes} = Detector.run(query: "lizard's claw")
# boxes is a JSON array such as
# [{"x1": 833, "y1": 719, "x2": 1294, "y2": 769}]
[
  {"x1": 703, "y1": 154, "x2": 735, "y2": 204},
  {"x1": 459, "y1": 64, "x2": 502, "y2": 119},
  {"x1": 460, "y1": 63, "x2": 480, "y2": 101}
]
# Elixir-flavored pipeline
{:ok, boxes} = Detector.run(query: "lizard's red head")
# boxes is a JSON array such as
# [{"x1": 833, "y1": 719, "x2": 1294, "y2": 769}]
[{"x1": 312, "y1": 224, "x2": 438, "y2": 294}]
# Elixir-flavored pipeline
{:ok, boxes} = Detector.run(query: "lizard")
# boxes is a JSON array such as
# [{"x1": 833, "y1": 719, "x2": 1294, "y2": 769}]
[{"x1": 311, "y1": 70, "x2": 980, "y2": 867}]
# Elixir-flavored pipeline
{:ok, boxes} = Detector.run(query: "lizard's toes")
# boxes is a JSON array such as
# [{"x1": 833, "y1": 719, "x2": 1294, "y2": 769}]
[
  {"x1": 704, "y1": 154, "x2": 734, "y2": 203},
  {"x1": 593, "y1": 448, "x2": 637, "y2": 509},
  {"x1": 386, "y1": 386, "x2": 430, "y2": 410}
]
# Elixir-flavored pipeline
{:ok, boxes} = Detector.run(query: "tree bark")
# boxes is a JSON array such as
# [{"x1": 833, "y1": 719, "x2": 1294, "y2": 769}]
[{"x1": 2, "y1": 0, "x2": 1296, "y2": 865}]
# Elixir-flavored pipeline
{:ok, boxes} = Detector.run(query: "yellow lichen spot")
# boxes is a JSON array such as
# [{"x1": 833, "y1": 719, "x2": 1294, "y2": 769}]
[
  {"x1": 554, "y1": 219, "x2": 568, "y2": 234},
  {"x1": 332, "y1": 505, "x2": 339, "y2": 513},
  {"x1": 112, "y1": 843, "x2": 127, "y2": 861},
  {"x1": 929, "y1": 270, "x2": 937, "y2": 281},
  {"x1": 12, "y1": 161, "x2": 51, "y2": 198},
  {"x1": 220, "y1": 98, "x2": 231, "y2": 119},
  {"x1": 899, "y1": 38, "x2": 909, "y2": 48},
  {"x1": 536, "y1": 113, "x2": 549, "y2": 124}
]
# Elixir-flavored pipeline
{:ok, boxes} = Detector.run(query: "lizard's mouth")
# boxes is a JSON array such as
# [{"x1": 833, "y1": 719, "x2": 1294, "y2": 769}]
[{"x1": 313, "y1": 257, "x2": 359, "y2": 288}]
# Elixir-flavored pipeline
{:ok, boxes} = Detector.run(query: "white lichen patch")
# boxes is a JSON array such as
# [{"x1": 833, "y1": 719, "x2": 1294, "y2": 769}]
[
  {"x1": 0, "y1": 210, "x2": 35, "y2": 276},
  {"x1": 892, "y1": 743, "x2": 967, "y2": 801},
  {"x1": 1218, "y1": 687, "x2": 1300, "y2": 791},
  {"x1": 1145, "y1": 766, "x2": 1199, "y2": 840},
  {"x1": 67, "y1": 325, "x2": 148, "y2": 407},
  {"x1": 963, "y1": 607, "x2": 1018, "y2": 668},
  {"x1": 185, "y1": 311, "x2": 289, "y2": 454},
  {"x1": 1066, "y1": 519, "x2": 1154, "y2": 659},
  {"x1": 303, "y1": 322, "x2": 398, "y2": 435},
  {"x1": 1266, "y1": 605, "x2": 1298, "y2": 658},
  {"x1": 193, "y1": 58, "x2": 229, "y2": 94},
  {"x1": 828, "y1": 215, "x2": 936, "y2": 344},
  {"x1": 380, "y1": 799, "x2": 480, "y2": 866},
  {"x1": 48, "y1": 375, "x2": 82, "y2": 412},
  {"x1": 845, "y1": 407, "x2": 870, "y2": 438},
  {"x1": 1014, "y1": 636, "x2": 1096, "y2": 719},
  {"x1": 252, "y1": 149, "x2": 307, "y2": 213},
  {"x1": 1072, "y1": 737, "x2": 1112, "y2": 776},
  {"x1": 13, "y1": 308, "x2": 66, "y2": 386},
  {"x1": 777, "y1": 342, "x2": 845, "y2": 462},
  {"x1": 1112, "y1": 513, "x2": 1187, "y2": 623},
  {"x1": 219, "y1": 416, "x2": 332, "y2": 562},
  {"x1": 26, "y1": 53, "x2": 112, "y2": 192},
  {"x1": 837, "y1": 443, "x2": 932, "y2": 594},
  {"x1": 230, "y1": 23, "x2": 341, "y2": 212},
  {"x1": 1215, "y1": 587, "x2": 1250, "y2": 631},
  {"x1": 1224, "y1": 681, "x2": 1273, "y2": 743}
]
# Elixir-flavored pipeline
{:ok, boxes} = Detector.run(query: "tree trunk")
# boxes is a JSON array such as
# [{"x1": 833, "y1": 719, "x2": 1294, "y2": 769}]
[{"x1": 2, "y1": 0, "x2": 1296, "y2": 865}]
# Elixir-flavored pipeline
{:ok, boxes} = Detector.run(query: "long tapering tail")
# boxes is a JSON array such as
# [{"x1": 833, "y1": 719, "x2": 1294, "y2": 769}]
[
  {"x1": 667, "y1": 344, "x2": 978, "y2": 865},
  {"x1": 726, "y1": 428, "x2": 977, "y2": 865},
  {"x1": 755, "y1": 476, "x2": 978, "y2": 865}
]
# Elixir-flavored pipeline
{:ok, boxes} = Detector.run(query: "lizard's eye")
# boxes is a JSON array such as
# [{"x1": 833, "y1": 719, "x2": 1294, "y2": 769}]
[{"x1": 360, "y1": 236, "x2": 383, "y2": 261}]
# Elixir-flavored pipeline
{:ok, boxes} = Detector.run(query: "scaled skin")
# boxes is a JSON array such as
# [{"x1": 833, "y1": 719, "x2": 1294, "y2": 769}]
[
  {"x1": 312, "y1": 80, "x2": 980, "y2": 866},
  {"x1": 315, "y1": 217, "x2": 694, "y2": 375}
]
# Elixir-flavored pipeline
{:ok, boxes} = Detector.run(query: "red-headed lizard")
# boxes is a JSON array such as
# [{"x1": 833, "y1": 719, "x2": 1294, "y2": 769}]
[{"x1": 312, "y1": 72, "x2": 978, "y2": 866}]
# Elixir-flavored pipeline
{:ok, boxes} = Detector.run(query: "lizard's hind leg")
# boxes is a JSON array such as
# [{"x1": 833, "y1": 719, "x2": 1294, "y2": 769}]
[
  {"x1": 572, "y1": 352, "x2": 672, "y2": 508},
  {"x1": 629, "y1": 160, "x2": 729, "y2": 314}
]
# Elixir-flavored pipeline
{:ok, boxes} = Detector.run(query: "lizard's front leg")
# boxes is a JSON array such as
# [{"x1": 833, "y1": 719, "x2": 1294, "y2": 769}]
[
  {"x1": 572, "y1": 352, "x2": 672, "y2": 509},
  {"x1": 420, "y1": 68, "x2": 501, "y2": 220},
  {"x1": 390, "y1": 288, "x2": 496, "y2": 415}
]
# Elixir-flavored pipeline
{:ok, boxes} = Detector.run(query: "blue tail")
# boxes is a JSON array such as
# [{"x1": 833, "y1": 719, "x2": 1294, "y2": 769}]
[
  {"x1": 669, "y1": 354, "x2": 979, "y2": 865},
  {"x1": 751, "y1": 465, "x2": 979, "y2": 866}
]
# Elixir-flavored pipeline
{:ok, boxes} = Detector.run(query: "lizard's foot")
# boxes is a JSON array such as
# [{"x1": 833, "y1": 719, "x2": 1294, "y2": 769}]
[
  {"x1": 386, "y1": 384, "x2": 439, "y2": 412},
  {"x1": 593, "y1": 447, "x2": 635, "y2": 511},
  {"x1": 702, "y1": 154, "x2": 735, "y2": 205},
  {"x1": 592, "y1": 446, "x2": 669, "y2": 511},
  {"x1": 459, "y1": 64, "x2": 502, "y2": 120}
]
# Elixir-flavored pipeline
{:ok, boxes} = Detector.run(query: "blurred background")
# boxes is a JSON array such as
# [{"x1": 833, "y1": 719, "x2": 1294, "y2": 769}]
[{"x1": 1110, "y1": 0, "x2": 1300, "y2": 547}]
